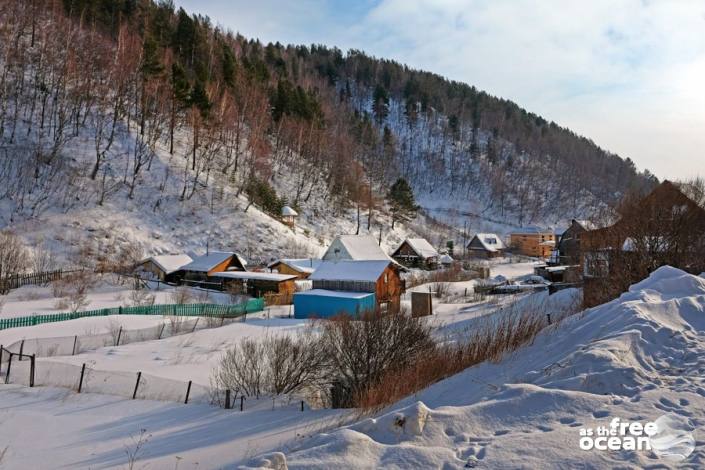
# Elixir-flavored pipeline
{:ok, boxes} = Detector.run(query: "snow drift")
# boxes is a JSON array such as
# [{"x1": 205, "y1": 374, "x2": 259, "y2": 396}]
[{"x1": 245, "y1": 266, "x2": 705, "y2": 469}]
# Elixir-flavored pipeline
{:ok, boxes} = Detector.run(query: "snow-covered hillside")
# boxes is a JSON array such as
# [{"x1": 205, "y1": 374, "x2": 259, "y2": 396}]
[{"x1": 245, "y1": 266, "x2": 704, "y2": 469}]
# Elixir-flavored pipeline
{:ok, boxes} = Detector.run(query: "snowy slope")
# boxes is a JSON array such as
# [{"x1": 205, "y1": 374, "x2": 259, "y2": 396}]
[{"x1": 248, "y1": 266, "x2": 705, "y2": 468}]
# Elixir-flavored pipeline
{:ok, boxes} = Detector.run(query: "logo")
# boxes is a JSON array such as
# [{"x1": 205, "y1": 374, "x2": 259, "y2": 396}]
[{"x1": 579, "y1": 414, "x2": 695, "y2": 461}]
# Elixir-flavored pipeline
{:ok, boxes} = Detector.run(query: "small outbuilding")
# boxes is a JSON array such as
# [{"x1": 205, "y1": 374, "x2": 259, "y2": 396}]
[
  {"x1": 391, "y1": 238, "x2": 439, "y2": 269},
  {"x1": 267, "y1": 258, "x2": 322, "y2": 279},
  {"x1": 281, "y1": 206, "x2": 298, "y2": 228},
  {"x1": 466, "y1": 233, "x2": 505, "y2": 258},
  {"x1": 134, "y1": 254, "x2": 193, "y2": 283},
  {"x1": 211, "y1": 271, "x2": 297, "y2": 299},
  {"x1": 293, "y1": 289, "x2": 376, "y2": 319}
]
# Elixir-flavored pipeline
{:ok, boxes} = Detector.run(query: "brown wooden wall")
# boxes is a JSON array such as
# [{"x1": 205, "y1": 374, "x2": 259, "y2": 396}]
[{"x1": 510, "y1": 233, "x2": 555, "y2": 258}]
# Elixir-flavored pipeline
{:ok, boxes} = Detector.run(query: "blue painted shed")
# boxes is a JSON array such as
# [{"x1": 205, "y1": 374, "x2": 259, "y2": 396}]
[{"x1": 293, "y1": 289, "x2": 376, "y2": 319}]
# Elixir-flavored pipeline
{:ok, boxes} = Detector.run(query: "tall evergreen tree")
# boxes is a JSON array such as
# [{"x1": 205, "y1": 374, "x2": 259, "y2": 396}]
[{"x1": 387, "y1": 177, "x2": 418, "y2": 229}]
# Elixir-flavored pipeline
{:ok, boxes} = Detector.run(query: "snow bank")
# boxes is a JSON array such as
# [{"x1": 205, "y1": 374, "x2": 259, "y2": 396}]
[{"x1": 252, "y1": 267, "x2": 705, "y2": 468}]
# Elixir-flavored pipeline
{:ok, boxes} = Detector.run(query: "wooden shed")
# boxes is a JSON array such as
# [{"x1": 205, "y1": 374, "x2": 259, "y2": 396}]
[
  {"x1": 181, "y1": 251, "x2": 248, "y2": 286},
  {"x1": 134, "y1": 254, "x2": 192, "y2": 283},
  {"x1": 391, "y1": 238, "x2": 439, "y2": 269},
  {"x1": 267, "y1": 258, "x2": 322, "y2": 279}
]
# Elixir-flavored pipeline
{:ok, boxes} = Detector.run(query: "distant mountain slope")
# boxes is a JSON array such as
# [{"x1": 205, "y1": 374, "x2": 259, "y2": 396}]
[{"x1": 0, "y1": 0, "x2": 657, "y2": 258}]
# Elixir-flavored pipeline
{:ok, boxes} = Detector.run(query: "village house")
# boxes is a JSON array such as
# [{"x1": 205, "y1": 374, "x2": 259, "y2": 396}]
[
  {"x1": 391, "y1": 238, "x2": 439, "y2": 269},
  {"x1": 466, "y1": 233, "x2": 506, "y2": 258},
  {"x1": 509, "y1": 227, "x2": 555, "y2": 258},
  {"x1": 180, "y1": 251, "x2": 248, "y2": 286},
  {"x1": 293, "y1": 260, "x2": 405, "y2": 318},
  {"x1": 267, "y1": 258, "x2": 322, "y2": 279},
  {"x1": 322, "y1": 234, "x2": 395, "y2": 262},
  {"x1": 134, "y1": 254, "x2": 193, "y2": 284},
  {"x1": 556, "y1": 219, "x2": 595, "y2": 265},
  {"x1": 582, "y1": 180, "x2": 705, "y2": 307}
]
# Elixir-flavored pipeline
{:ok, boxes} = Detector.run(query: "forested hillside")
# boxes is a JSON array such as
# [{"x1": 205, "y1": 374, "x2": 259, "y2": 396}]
[{"x1": 0, "y1": 0, "x2": 657, "y2": 257}]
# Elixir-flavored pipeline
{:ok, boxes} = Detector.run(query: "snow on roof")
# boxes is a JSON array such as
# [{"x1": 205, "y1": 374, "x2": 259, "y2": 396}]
[
  {"x1": 439, "y1": 254, "x2": 454, "y2": 264},
  {"x1": 309, "y1": 260, "x2": 391, "y2": 282},
  {"x1": 472, "y1": 233, "x2": 506, "y2": 252},
  {"x1": 574, "y1": 219, "x2": 597, "y2": 231},
  {"x1": 294, "y1": 289, "x2": 375, "y2": 299},
  {"x1": 323, "y1": 235, "x2": 394, "y2": 262},
  {"x1": 142, "y1": 254, "x2": 193, "y2": 274},
  {"x1": 181, "y1": 251, "x2": 244, "y2": 272},
  {"x1": 267, "y1": 258, "x2": 322, "y2": 274},
  {"x1": 281, "y1": 205, "x2": 298, "y2": 216},
  {"x1": 399, "y1": 238, "x2": 439, "y2": 259},
  {"x1": 511, "y1": 226, "x2": 552, "y2": 235},
  {"x1": 211, "y1": 271, "x2": 296, "y2": 282}
]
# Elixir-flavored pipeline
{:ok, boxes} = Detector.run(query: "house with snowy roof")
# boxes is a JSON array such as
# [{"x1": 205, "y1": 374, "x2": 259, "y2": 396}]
[
  {"x1": 322, "y1": 234, "x2": 394, "y2": 262},
  {"x1": 509, "y1": 227, "x2": 555, "y2": 258},
  {"x1": 391, "y1": 238, "x2": 439, "y2": 269},
  {"x1": 181, "y1": 251, "x2": 248, "y2": 284},
  {"x1": 135, "y1": 254, "x2": 193, "y2": 283},
  {"x1": 293, "y1": 259, "x2": 405, "y2": 318},
  {"x1": 267, "y1": 258, "x2": 322, "y2": 279},
  {"x1": 466, "y1": 233, "x2": 506, "y2": 259}
]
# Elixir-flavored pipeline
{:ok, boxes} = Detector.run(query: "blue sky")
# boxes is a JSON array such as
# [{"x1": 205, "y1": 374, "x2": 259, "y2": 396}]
[{"x1": 177, "y1": 0, "x2": 705, "y2": 181}]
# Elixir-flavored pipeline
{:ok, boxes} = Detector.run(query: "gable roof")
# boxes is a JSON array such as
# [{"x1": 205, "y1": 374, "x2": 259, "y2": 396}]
[
  {"x1": 469, "y1": 233, "x2": 506, "y2": 252},
  {"x1": 181, "y1": 251, "x2": 247, "y2": 272},
  {"x1": 309, "y1": 260, "x2": 391, "y2": 283},
  {"x1": 573, "y1": 219, "x2": 596, "y2": 231},
  {"x1": 267, "y1": 258, "x2": 323, "y2": 274},
  {"x1": 281, "y1": 205, "x2": 298, "y2": 216},
  {"x1": 322, "y1": 235, "x2": 393, "y2": 262},
  {"x1": 145, "y1": 254, "x2": 193, "y2": 274},
  {"x1": 394, "y1": 238, "x2": 439, "y2": 259}
]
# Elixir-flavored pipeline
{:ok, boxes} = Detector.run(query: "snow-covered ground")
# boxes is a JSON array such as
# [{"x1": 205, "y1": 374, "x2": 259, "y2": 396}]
[
  {"x1": 0, "y1": 278, "x2": 231, "y2": 319},
  {"x1": 1, "y1": 266, "x2": 702, "y2": 468},
  {"x1": 251, "y1": 266, "x2": 704, "y2": 469}
]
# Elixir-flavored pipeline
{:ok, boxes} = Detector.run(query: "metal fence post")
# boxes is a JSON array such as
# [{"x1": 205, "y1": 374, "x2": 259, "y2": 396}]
[
  {"x1": 29, "y1": 354, "x2": 35, "y2": 387},
  {"x1": 240, "y1": 395, "x2": 245, "y2": 411},
  {"x1": 18, "y1": 339, "x2": 24, "y2": 360},
  {"x1": 78, "y1": 363, "x2": 86, "y2": 393},
  {"x1": 72, "y1": 335, "x2": 78, "y2": 355},
  {"x1": 116, "y1": 326, "x2": 123, "y2": 346},
  {"x1": 224, "y1": 389, "x2": 231, "y2": 409},
  {"x1": 5, "y1": 353, "x2": 12, "y2": 384},
  {"x1": 132, "y1": 371, "x2": 142, "y2": 399},
  {"x1": 185, "y1": 380, "x2": 192, "y2": 404}
]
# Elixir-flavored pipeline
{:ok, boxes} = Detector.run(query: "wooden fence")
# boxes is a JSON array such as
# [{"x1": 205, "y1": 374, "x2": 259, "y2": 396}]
[
  {"x1": 0, "y1": 269, "x2": 83, "y2": 294},
  {"x1": 0, "y1": 299, "x2": 265, "y2": 331}
]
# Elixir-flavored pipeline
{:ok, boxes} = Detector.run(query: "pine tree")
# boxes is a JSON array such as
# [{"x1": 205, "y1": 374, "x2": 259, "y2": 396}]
[
  {"x1": 387, "y1": 178, "x2": 419, "y2": 229},
  {"x1": 372, "y1": 84, "x2": 389, "y2": 125}
]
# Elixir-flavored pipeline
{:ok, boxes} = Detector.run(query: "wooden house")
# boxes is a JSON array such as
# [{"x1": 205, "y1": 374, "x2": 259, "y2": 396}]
[
  {"x1": 582, "y1": 180, "x2": 705, "y2": 307},
  {"x1": 181, "y1": 251, "x2": 248, "y2": 285},
  {"x1": 391, "y1": 238, "x2": 439, "y2": 269},
  {"x1": 556, "y1": 220, "x2": 594, "y2": 265},
  {"x1": 509, "y1": 228, "x2": 555, "y2": 258},
  {"x1": 466, "y1": 233, "x2": 505, "y2": 258},
  {"x1": 281, "y1": 206, "x2": 298, "y2": 228},
  {"x1": 211, "y1": 271, "x2": 297, "y2": 300},
  {"x1": 322, "y1": 234, "x2": 394, "y2": 262},
  {"x1": 134, "y1": 254, "x2": 192, "y2": 283},
  {"x1": 267, "y1": 258, "x2": 322, "y2": 279},
  {"x1": 302, "y1": 260, "x2": 405, "y2": 314}
]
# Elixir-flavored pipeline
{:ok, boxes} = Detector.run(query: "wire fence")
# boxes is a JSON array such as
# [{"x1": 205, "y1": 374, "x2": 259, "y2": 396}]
[
  {"x1": 0, "y1": 315, "x2": 240, "y2": 359},
  {"x1": 0, "y1": 298, "x2": 265, "y2": 331},
  {"x1": 0, "y1": 346, "x2": 313, "y2": 412}
]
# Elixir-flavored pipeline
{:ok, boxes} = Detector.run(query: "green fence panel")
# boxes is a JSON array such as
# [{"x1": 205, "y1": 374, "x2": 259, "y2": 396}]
[{"x1": 0, "y1": 298, "x2": 265, "y2": 331}]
